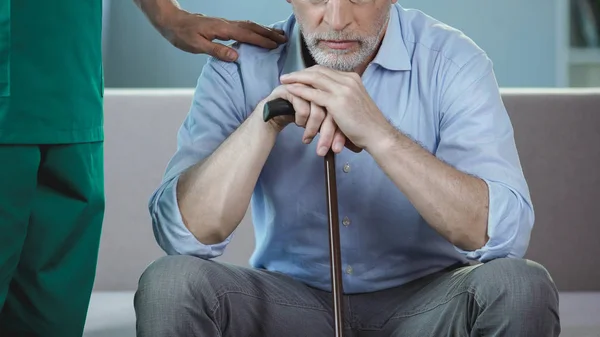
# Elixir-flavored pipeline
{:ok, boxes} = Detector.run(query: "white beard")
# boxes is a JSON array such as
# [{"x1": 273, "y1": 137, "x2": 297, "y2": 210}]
[{"x1": 298, "y1": 10, "x2": 389, "y2": 72}]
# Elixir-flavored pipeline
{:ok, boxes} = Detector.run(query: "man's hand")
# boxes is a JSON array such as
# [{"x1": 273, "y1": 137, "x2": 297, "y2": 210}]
[
  {"x1": 280, "y1": 66, "x2": 393, "y2": 152},
  {"x1": 257, "y1": 85, "x2": 361, "y2": 155},
  {"x1": 134, "y1": 0, "x2": 287, "y2": 61}
]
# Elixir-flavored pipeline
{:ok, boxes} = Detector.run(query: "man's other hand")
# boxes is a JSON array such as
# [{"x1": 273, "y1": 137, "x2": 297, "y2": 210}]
[{"x1": 161, "y1": 10, "x2": 287, "y2": 61}]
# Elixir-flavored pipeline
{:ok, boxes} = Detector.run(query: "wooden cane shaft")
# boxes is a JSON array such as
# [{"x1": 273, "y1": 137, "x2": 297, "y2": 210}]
[{"x1": 325, "y1": 150, "x2": 344, "y2": 337}]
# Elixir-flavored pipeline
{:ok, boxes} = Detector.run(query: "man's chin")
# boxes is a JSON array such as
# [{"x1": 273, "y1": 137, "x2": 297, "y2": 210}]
[
  {"x1": 316, "y1": 59, "x2": 359, "y2": 72},
  {"x1": 306, "y1": 47, "x2": 362, "y2": 71}
]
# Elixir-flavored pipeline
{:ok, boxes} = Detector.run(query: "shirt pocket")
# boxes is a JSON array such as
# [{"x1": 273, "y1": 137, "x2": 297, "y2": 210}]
[{"x1": 0, "y1": 0, "x2": 10, "y2": 98}]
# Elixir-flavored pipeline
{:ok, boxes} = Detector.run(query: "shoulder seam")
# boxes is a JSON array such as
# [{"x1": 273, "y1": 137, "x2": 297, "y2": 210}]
[
  {"x1": 404, "y1": 39, "x2": 459, "y2": 69},
  {"x1": 404, "y1": 37, "x2": 486, "y2": 71},
  {"x1": 439, "y1": 52, "x2": 492, "y2": 116}
]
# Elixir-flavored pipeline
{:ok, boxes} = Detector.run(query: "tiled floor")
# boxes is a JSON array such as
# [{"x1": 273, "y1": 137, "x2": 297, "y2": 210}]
[{"x1": 83, "y1": 291, "x2": 600, "y2": 337}]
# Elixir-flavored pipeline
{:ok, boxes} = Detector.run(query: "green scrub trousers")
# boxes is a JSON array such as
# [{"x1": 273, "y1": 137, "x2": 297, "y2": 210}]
[{"x1": 0, "y1": 0, "x2": 104, "y2": 336}]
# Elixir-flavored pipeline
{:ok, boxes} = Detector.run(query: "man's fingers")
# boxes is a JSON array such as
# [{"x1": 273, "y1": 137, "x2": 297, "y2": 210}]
[
  {"x1": 332, "y1": 128, "x2": 346, "y2": 154},
  {"x1": 303, "y1": 103, "x2": 325, "y2": 144},
  {"x1": 268, "y1": 85, "x2": 310, "y2": 128},
  {"x1": 317, "y1": 114, "x2": 336, "y2": 156},
  {"x1": 285, "y1": 84, "x2": 330, "y2": 110},
  {"x1": 293, "y1": 96, "x2": 311, "y2": 128},
  {"x1": 302, "y1": 65, "x2": 348, "y2": 85},
  {"x1": 280, "y1": 70, "x2": 341, "y2": 93}
]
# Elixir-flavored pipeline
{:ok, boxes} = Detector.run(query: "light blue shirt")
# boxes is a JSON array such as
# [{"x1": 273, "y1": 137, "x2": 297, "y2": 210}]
[{"x1": 148, "y1": 3, "x2": 534, "y2": 294}]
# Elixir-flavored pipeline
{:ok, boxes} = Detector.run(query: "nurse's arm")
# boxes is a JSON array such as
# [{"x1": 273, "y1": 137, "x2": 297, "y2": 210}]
[{"x1": 133, "y1": 0, "x2": 286, "y2": 61}]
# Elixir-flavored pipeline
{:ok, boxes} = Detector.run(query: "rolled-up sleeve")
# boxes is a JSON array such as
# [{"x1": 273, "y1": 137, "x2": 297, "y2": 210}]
[
  {"x1": 435, "y1": 52, "x2": 534, "y2": 262},
  {"x1": 148, "y1": 57, "x2": 247, "y2": 258}
]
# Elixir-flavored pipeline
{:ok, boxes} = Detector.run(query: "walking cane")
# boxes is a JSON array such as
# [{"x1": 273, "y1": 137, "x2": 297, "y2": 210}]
[{"x1": 263, "y1": 98, "x2": 345, "y2": 337}]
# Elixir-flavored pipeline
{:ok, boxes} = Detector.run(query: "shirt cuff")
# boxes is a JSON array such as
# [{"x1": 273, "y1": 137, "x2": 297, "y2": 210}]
[
  {"x1": 148, "y1": 175, "x2": 232, "y2": 259},
  {"x1": 454, "y1": 178, "x2": 533, "y2": 262}
]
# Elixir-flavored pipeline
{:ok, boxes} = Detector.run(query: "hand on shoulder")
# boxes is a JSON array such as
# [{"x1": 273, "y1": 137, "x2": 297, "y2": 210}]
[
  {"x1": 164, "y1": 11, "x2": 287, "y2": 61},
  {"x1": 138, "y1": 1, "x2": 287, "y2": 61}
]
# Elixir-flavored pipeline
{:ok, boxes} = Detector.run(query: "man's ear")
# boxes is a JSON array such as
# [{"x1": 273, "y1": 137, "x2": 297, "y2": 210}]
[{"x1": 390, "y1": 0, "x2": 398, "y2": 4}]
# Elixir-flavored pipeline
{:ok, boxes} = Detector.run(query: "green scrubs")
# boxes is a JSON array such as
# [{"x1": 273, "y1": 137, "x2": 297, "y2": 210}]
[{"x1": 0, "y1": 0, "x2": 104, "y2": 336}]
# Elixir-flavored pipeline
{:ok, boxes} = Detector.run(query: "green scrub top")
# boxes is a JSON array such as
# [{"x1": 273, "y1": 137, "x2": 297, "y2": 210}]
[{"x1": 0, "y1": 0, "x2": 103, "y2": 144}]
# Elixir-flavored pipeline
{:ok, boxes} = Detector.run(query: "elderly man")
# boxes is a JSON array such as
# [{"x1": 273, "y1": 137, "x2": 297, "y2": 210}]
[{"x1": 135, "y1": 0, "x2": 560, "y2": 336}]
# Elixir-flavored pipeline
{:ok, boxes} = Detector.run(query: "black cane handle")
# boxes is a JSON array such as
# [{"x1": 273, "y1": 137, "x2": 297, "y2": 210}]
[{"x1": 263, "y1": 98, "x2": 295, "y2": 121}]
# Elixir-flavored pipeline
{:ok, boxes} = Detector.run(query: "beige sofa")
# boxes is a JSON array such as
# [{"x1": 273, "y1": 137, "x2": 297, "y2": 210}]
[{"x1": 83, "y1": 88, "x2": 600, "y2": 337}]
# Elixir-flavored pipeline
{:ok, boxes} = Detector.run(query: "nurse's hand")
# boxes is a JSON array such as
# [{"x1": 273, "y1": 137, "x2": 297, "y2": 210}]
[{"x1": 135, "y1": 0, "x2": 287, "y2": 61}]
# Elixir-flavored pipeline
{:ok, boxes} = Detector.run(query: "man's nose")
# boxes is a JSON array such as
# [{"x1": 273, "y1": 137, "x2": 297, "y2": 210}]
[{"x1": 324, "y1": 0, "x2": 352, "y2": 32}]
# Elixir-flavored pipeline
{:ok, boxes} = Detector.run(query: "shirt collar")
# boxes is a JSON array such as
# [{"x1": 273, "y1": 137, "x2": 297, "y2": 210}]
[
  {"x1": 281, "y1": 19, "x2": 308, "y2": 75},
  {"x1": 371, "y1": 6, "x2": 412, "y2": 71},
  {"x1": 282, "y1": 6, "x2": 411, "y2": 75}
]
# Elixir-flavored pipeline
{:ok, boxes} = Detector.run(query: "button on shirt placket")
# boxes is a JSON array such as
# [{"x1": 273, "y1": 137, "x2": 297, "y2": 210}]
[
  {"x1": 342, "y1": 216, "x2": 351, "y2": 227},
  {"x1": 340, "y1": 161, "x2": 353, "y2": 276},
  {"x1": 341, "y1": 161, "x2": 351, "y2": 228}
]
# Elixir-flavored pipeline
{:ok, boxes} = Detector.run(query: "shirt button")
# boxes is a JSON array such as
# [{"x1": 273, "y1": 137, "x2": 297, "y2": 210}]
[
  {"x1": 342, "y1": 216, "x2": 351, "y2": 226},
  {"x1": 345, "y1": 265, "x2": 353, "y2": 275},
  {"x1": 343, "y1": 163, "x2": 351, "y2": 173}
]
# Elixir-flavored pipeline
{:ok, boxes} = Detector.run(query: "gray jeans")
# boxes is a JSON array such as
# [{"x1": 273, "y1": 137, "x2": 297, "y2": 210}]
[{"x1": 134, "y1": 256, "x2": 560, "y2": 337}]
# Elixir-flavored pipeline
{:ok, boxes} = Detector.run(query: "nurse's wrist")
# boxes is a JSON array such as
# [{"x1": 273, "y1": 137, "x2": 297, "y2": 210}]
[
  {"x1": 136, "y1": 0, "x2": 182, "y2": 32},
  {"x1": 157, "y1": 1, "x2": 185, "y2": 29}
]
